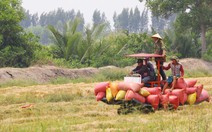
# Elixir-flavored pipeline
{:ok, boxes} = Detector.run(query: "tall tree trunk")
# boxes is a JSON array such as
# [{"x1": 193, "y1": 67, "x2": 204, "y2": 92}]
[{"x1": 200, "y1": 24, "x2": 206, "y2": 57}]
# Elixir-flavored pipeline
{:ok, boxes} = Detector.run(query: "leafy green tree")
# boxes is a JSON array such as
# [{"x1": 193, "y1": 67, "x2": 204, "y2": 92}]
[
  {"x1": 203, "y1": 30, "x2": 212, "y2": 61},
  {"x1": 20, "y1": 10, "x2": 31, "y2": 28},
  {"x1": 26, "y1": 26, "x2": 52, "y2": 45},
  {"x1": 164, "y1": 28, "x2": 201, "y2": 58},
  {"x1": 0, "y1": 0, "x2": 39, "y2": 67},
  {"x1": 48, "y1": 18, "x2": 83, "y2": 61},
  {"x1": 140, "y1": 0, "x2": 212, "y2": 57},
  {"x1": 80, "y1": 24, "x2": 108, "y2": 65}
]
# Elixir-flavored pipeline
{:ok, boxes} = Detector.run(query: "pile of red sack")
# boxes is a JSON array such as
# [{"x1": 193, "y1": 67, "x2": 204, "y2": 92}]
[{"x1": 94, "y1": 78, "x2": 210, "y2": 110}]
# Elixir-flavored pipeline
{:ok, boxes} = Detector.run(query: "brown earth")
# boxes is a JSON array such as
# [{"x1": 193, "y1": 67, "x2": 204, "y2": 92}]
[{"x1": 0, "y1": 58, "x2": 211, "y2": 83}]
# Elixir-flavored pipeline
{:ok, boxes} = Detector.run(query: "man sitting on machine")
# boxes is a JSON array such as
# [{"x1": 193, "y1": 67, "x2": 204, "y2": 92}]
[
  {"x1": 162, "y1": 56, "x2": 184, "y2": 94},
  {"x1": 130, "y1": 59, "x2": 152, "y2": 84}
]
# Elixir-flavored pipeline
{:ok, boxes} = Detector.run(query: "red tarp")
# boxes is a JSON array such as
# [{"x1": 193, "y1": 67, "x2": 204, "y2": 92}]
[{"x1": 126, "y1": 53, "x2": 163, "y2": 58}]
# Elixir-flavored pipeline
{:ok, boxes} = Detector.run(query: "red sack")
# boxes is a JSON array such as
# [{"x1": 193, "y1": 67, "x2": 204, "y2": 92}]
[
  {"x1": 185, "y1": 79, "x2": 197, "y2": 87},
  {"x1": 174, "y1": 78, "x2": 187, "y2": 89},
  {"x1": 196, "y1": 84, "x2": 203, "y2": 99},
  {"x1": 143, "y1": 87, "x2": 161, "y2": 95},
  {"x1": 118, "y1": 82, "x2": 143, "y2": 92},
  {"x1": 96, "y1": 92, "x2": 105, "y2": 101},
  {"x1": 146, "y1": 95, "x2": 160, "y2": 110},
  {"x1": 125, "y1": 90, "x2": 145, "y2": 103},
  {"x1": 159, "y1": 93, "x2": 169, "y2": 109},
  {"x1": 196, "y1": 89, "x2": 210, "y2": 103},
  {"x1": 169, "y1": 95, "x2": 179, "y2": 109},
  {"x1": 164, "y1": 89, "x2": 172, "y2": 94},
  {"x1": 171, "y1": 89, "x2": 185, "y2": 105},
  {"x1": 94, "y1": 82, "x2": 109, "y2": 95},
  {"x1": 186, "y1": 87, "x2": 197, "y2": 94},
  {"x1": 183, "y1": 93, "x2": 188, "y2": 104}
]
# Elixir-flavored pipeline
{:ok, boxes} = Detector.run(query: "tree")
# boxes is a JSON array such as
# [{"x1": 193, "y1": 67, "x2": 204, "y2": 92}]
[
  {"x1": 140, "y1": 8, "x2": 149, "y2": 32},
  {"x1": 79, "y1": 23, "x2": 108, "y2": 65},
  {"x1": 48, "y1": 18, "x2": 83, "y2": 61},
  {"x1": 140, "y1": 0, "x2": 212, "y2": 57},
  {"x1": 92, "y1": 10, "x2": 102, "y2": 25},
  {"x1": 128, "y1": 7, "x2": 141, "y2": 33},
  {"x1": 113, "y1": 8, "x2": 130, "y2": 31},
  {"x1": 0, "y1": 0, "x2": 39, "y2": 67},
  {"x1": 151, "y1": 15, "x2": 166, "y2": 34},
  {"x1": 92, "y1": 10, "x2": 110, "y2": 31},
  {"x1": 20, "y1": 10, "x2": 31, "y2": 28}
]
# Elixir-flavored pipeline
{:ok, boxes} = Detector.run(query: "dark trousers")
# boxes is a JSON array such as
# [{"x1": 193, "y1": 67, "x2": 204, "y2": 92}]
[{"x1": 160, "y1": 62, "x2": 166, "y2": 80}]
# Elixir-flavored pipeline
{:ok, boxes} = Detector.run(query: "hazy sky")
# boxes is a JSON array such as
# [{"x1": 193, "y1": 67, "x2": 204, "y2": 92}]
[{"x1": 21, "y1": 0, "x2": 145, "y2": 24}]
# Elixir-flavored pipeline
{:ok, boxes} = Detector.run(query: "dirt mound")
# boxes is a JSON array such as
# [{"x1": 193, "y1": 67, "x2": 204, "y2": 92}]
[
  {"x1": 179, "y1": 58, "x2": 212, "y2": 71},
  {"x1": 0, "y1": 66, "x2": 99, "y2": 83},
  {"x1": 0, "y1": 58, "x2": 211, "y2": 83}
]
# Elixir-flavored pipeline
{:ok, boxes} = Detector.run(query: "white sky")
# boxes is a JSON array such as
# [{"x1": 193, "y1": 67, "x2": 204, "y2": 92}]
[{"x1": 21, "y1": 0, "x2": 146, "y2": 25}]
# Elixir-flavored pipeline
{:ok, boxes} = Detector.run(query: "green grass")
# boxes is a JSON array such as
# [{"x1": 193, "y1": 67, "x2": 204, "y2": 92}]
[{"x1": 0, "y1": 79, "x2": 39, "y2": 88}]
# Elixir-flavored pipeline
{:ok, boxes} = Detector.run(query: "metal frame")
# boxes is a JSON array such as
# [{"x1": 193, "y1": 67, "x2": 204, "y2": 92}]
[{"x1": 126, "y1": 53, "x2": 164, "y2": 87}]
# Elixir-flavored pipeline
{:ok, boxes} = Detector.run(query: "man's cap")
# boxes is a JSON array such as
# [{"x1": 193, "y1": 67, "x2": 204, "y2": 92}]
[
  {"x1": 170, "y1": 56, "x2": 179, "y2": 62},
  {"x1": 151, "y1": 33, "x2": 162, "y2": 40},
  {"x1": 137, "y1": 59, "x2": 143, "y2": 63}
]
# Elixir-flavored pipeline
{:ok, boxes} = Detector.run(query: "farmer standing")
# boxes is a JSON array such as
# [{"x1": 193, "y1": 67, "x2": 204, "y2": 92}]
[{"x1": 151, "y1": 33, "x2": 167, "y2": 80}]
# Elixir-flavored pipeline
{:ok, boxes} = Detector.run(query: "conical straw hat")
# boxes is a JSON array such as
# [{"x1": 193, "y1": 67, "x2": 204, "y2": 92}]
[{"x1": 151, "y1": 33, "x2": 162, "y2": 39}]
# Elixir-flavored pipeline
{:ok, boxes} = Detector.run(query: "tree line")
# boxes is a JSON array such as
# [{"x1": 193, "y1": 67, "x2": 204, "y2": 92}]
[
  {"x1": 0, "y1": 0, "x2": 211, "y2": 68},
  {"x1": 20, "y1": 7, "x2": 176, "y2": 45}
]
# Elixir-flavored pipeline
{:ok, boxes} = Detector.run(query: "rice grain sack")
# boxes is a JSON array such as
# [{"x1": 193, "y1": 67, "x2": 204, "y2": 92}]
[
  {"x1": 171, "y1": 89, "x2": 185, "y2": 105},
  {"x1": 96, "y1": 92, "x2": 105, "y2": 101},
  {"x1": 196, "y1": 84, "x2": 203, "y2": 99},
  {"x1": 94, "y1": 82, "x2": 110, "y2": 95},
  {"x1": 139, "y1": 88, "x2": 150, "y2": 97},
  {"x1": 115, "y1": 90, "x2": 126, "y2": 100},
  {"x1": 110, "y1": 82, "x2": 119, "y2": 97},
  {"x1": 143, "y1": 87, "x2": 161, "y2": 95},
  {"x1": 118, "y1": 82, "x2": 143, "y2": 92},
  {"x1": 187, "y1": 92, "x2": 197, "y2": 105},
  {"x1": 125, "y1": 90, "x2": 145, "y2": 103},
  {"x1": 186, "y1": 87, "x2": 197, "y2": 94},
  {"x1": 183, "y1": 93, "x2": 188, "y2": 104},
  {"x1": 169, "y1": 95, "x2": 179, "y2": 109},
  {"x1": 185, "y1": 79, "x2": 197, "y2": 87},
  {"x1": 196, "y1": 89, "x2": 210, "y2": 103},
  {"x1": 174, "y1": 78, "x2": 187, "y2": 89},
  {"x1": 159, "y1": 93, "x2": 169, "y2": 109},
  {"x1": 146, "y1": 95, "x2": 159, "y2": 110},
  {"x1": 106, "y1": 88, "x2": 113, "y2": 102}
]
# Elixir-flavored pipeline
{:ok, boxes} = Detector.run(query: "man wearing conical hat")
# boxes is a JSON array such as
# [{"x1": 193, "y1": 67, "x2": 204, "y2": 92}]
[{"x1": 151, "y1": 33, "x2": 167, "y2": 80}]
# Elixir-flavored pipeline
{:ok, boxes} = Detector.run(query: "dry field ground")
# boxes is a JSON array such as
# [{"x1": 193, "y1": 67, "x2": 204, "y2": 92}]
[{"x1": 0, "y1": 77, "x2": 211, "y2": 131}]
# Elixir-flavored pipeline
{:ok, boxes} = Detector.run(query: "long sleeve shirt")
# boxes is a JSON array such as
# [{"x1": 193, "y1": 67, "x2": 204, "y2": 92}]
[{"x1": 132, "y1": 65, "x2": 150, "y2": 78}]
